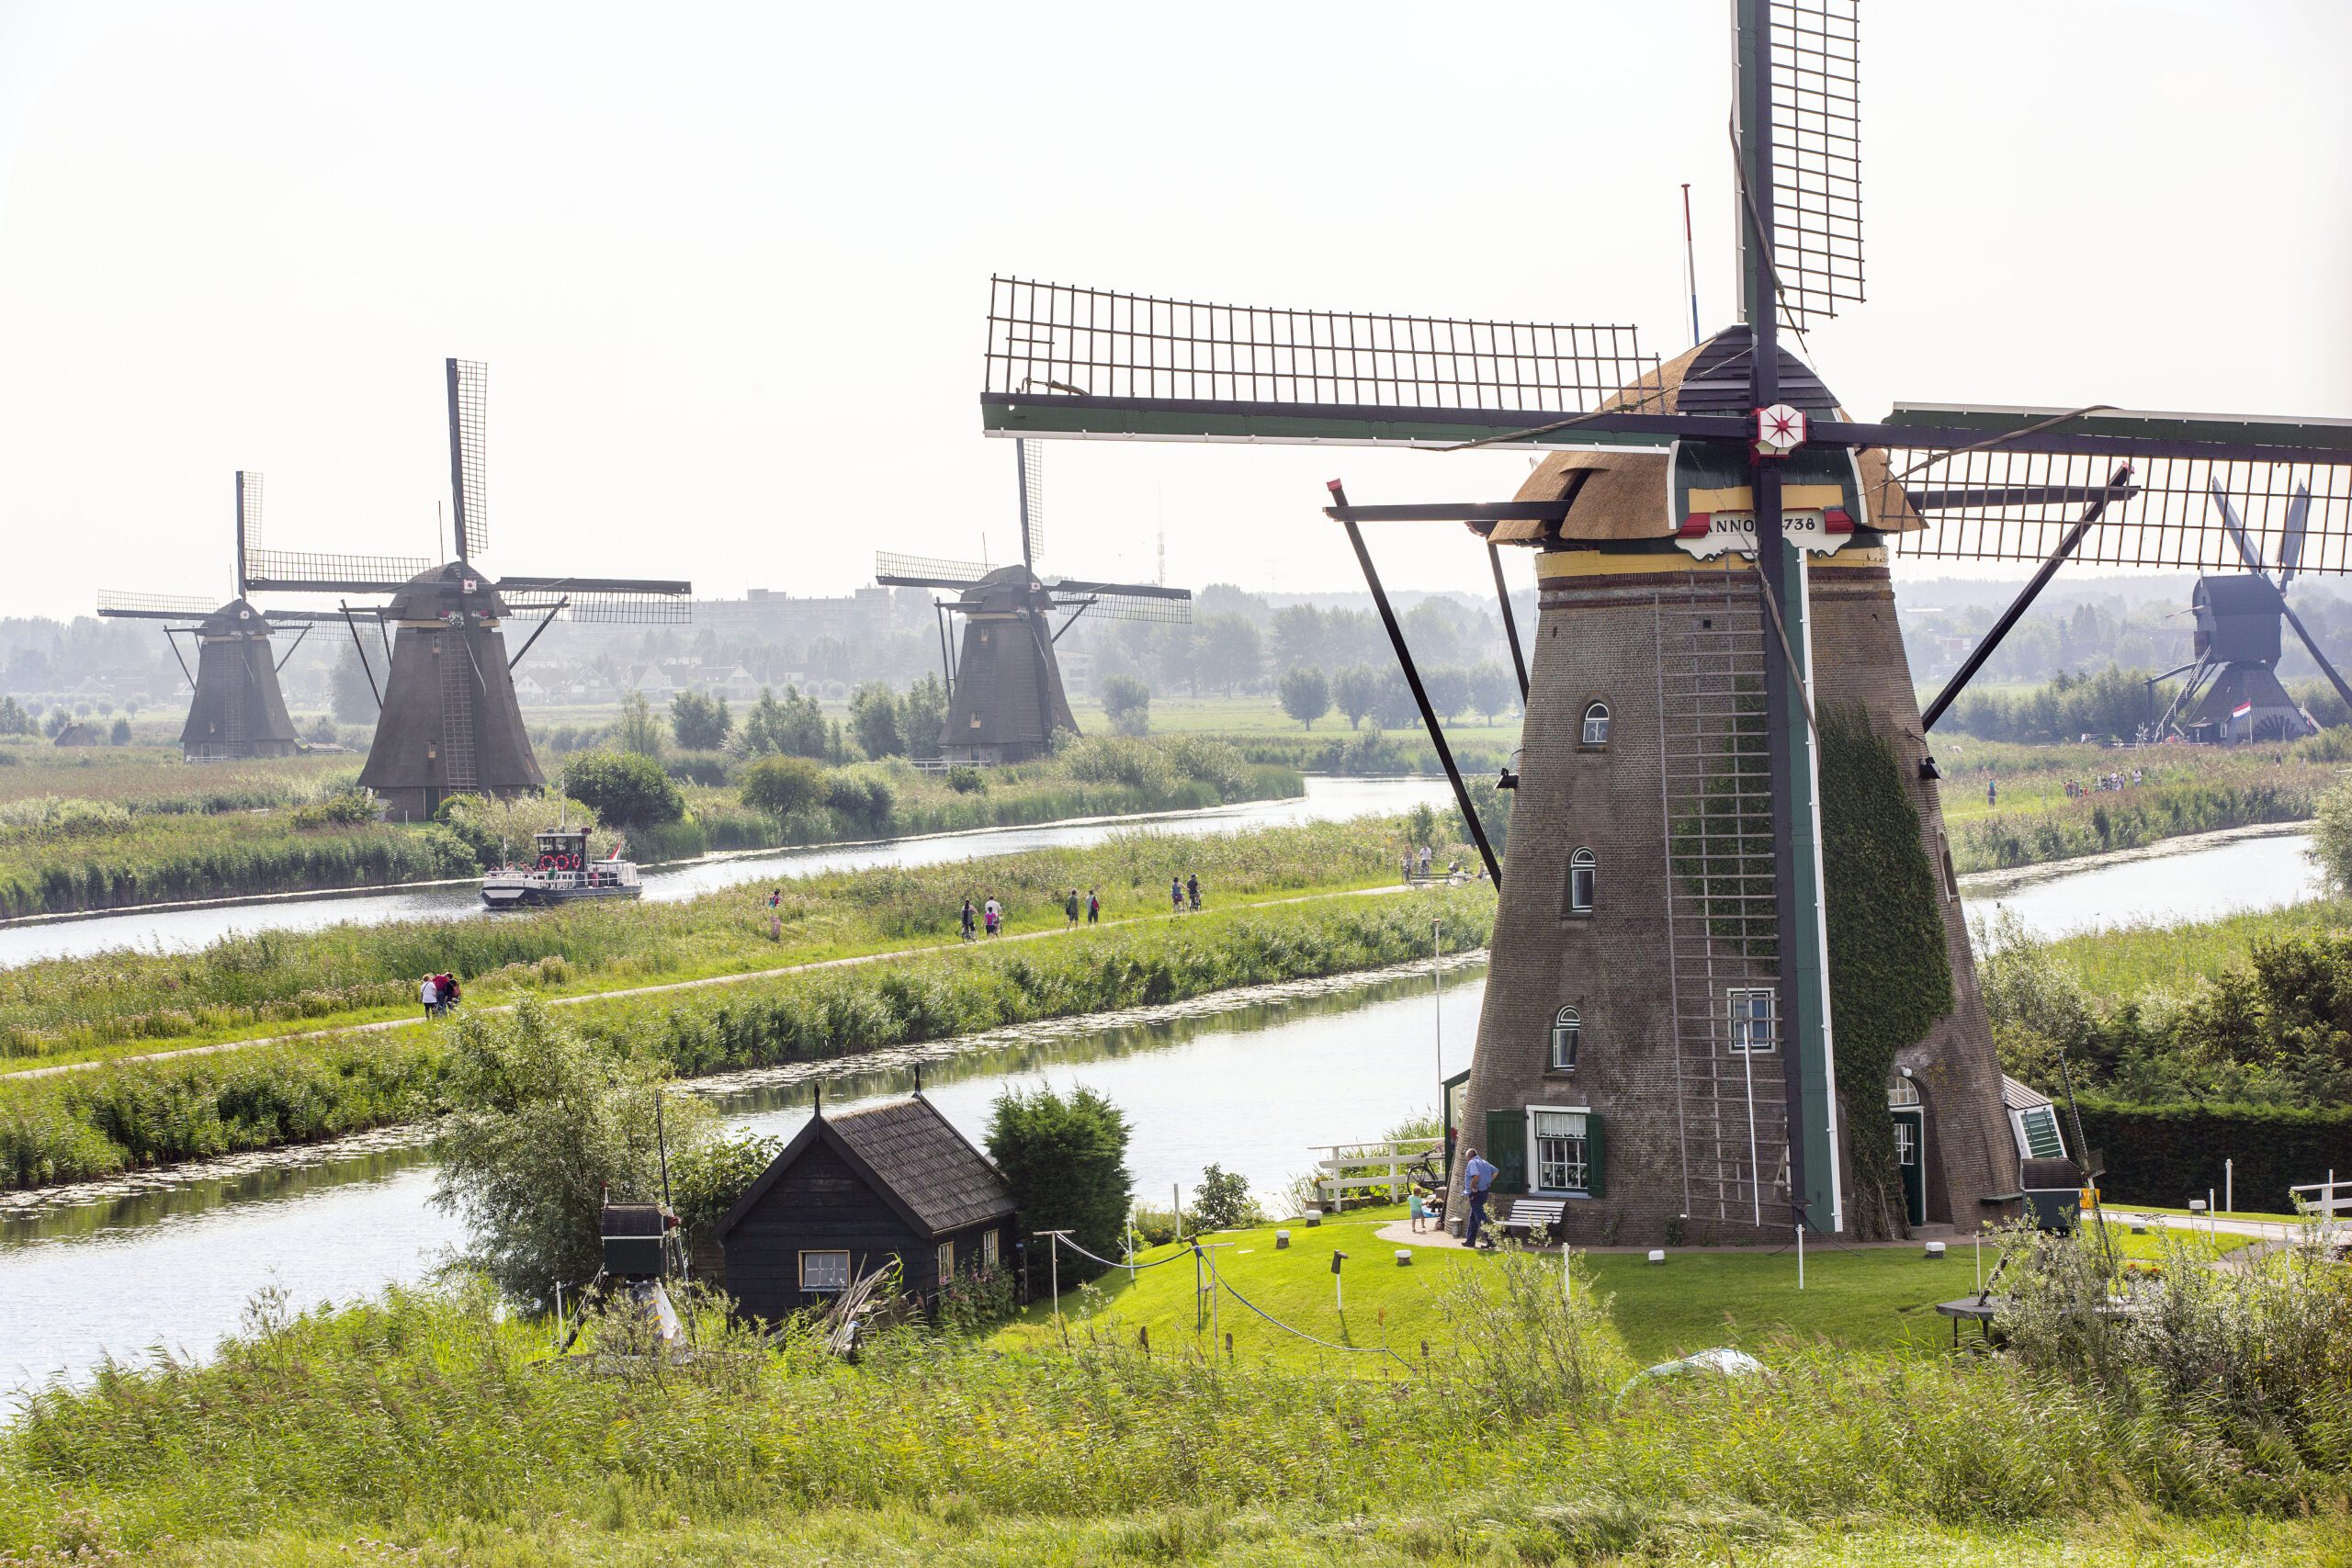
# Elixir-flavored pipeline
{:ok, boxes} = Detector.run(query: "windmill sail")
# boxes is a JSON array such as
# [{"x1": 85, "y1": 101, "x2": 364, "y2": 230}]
[
  {"x1": 876, "y1": 551, "x2": 992, "y2": 588},
  {"x1": 447, "y1": 357, "x2": 489, "y2": 561},
  {"x1": 96, "y1": 590, "x2": 219, "y2": 620},
  {"x1": 1756, "y1": 0, "x2": 1864, "y2": 328}
]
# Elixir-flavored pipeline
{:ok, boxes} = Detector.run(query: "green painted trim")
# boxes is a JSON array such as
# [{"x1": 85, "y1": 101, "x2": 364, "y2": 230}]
[{"x1": 1883, "y1": 404, "x2": 2352, "y2": 457}]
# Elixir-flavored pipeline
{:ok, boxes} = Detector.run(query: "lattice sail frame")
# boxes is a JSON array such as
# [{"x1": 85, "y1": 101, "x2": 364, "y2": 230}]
[
  {"x1": 96, "y1": 590, "x2": 219, "y2": 619},
  {"x1": 1048, "y1": 585, "x2": 1193, "y2": 626},
  {"x1": 876, "y1": 551, "x2": 992, "y2": 587},
  {"x1": 448, "y1": 358, "x2": 489, "y2": 561},
  {"x1": 243, "y1": 548, "x2": 434, "y2": 593},
  {"x1": 1764, "y1": 0, "x2": 1864, "y2": 329},
  {"x1": 500, "y1": 587, "x2": 691, "y2": 625},
  {"x1": 1877, "y1": 444, "x2": 2352, "y2": 576},
  {"x1": 986, "y1": 277, "x2": 1657, "y2": 421}
]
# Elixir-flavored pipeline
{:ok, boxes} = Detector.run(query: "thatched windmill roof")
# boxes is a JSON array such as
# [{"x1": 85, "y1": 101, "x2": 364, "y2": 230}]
[{"x1": 1489, "y1": 330, "x2": 1924, "y2": 545}]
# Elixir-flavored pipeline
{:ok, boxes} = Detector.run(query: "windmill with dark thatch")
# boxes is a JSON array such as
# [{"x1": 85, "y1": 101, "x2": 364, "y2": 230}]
[
  {"x1": 876, "y1": 439, "x2": 1189, "y2": 762},
  {"x1": 968, "y1": 0, "x2": 2352, "y2": 1251},
  {"x1": 243, "y1": 359, "x2": 693, "y2": 819},
  {"x1": 97, "y1": 472, "x2": 369, "y2": 761}
]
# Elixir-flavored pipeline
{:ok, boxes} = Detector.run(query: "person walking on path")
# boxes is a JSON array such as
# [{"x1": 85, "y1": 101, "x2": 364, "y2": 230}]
[
  {"x1": 1065, "y1": 888, "x2": 1080, "y2": 929},
  {"x1": 1988, "y1": 775, "x2": 1998, "y2": 808},
  {"x1": 960, "y1": 897, "x2": 977, "y2": 942},
  {"x1": 768, "y1": 887, "x2": 783, "y2": 942},
  {"x1": 420, "y1": 974, "x2": 440, "y2": 1021},
  {"x1": 439, "y1": 973, "x2": 461, "y2": 1013},
  {"x1": 1086, "y1": 887, "x2": 1100, "y2": 925},
  {"x1": 1186, "y1": 873, "x2": 1200, "y2": 912},
  {"x1": 1460, "y1": 1145, "x2": 1499, "y2": 1249},
  {"x1": 984, "y1": 896, "x2": 1001, "y2": 937},
  {"x1": 1170, "y1": 875, "x2": 1184, "y2": 915}
]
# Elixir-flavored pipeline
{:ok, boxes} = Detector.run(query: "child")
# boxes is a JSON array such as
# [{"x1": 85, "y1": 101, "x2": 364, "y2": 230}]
[{"x1": 1408, "y1": 1188, "x2": 1429, "y2": 1234}]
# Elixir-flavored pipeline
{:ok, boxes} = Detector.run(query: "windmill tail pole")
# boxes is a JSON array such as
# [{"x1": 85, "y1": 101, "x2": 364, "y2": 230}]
[
  {"x1": 1922, "y1": 465, "x2": 2132, "y2": 732},
  {"x1": 1329, "y1": 479, "x2": 1501, "y2": 888}
]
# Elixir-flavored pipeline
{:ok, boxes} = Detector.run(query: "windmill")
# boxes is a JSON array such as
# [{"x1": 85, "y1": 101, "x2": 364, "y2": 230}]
[
  {"x1": 96, "y1": 472, "x2": 375, "y2": 761},
  {"x1": 2146, "y1": 481, "x2": 2351, "y2": 743},
  {"x1": 243, "y1": 360, "x2": 693, "y2": 820},
  {"x1": 876, "y1": 437, "x2": 1189, "y2": 762},
  {"x1": 970, "y1": 0, "x2": 2352, "y2": 1249}
]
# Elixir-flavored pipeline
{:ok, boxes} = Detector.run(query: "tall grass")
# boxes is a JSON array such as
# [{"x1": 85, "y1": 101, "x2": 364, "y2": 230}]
[
  {"x1": 0, "y1": 888, "x2": 1493, "y2": 1190},
  {"x1": 3, "y1": 1237, "x2": 2345, "y2": 1562},
  {"x1": 0, "y1": 818, "x2": 1418, "y2": 1065}
]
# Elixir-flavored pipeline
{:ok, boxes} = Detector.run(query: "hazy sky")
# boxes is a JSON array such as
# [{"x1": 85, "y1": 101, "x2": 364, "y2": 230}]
[{"x1": 1, "y1": 1, "x2": 2346, "y2": 620}]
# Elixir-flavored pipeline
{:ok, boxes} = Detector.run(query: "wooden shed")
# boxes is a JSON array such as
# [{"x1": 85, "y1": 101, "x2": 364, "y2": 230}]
[{"x1": 715, "y1": 1095, "x2": 1018, "y2": 1320}]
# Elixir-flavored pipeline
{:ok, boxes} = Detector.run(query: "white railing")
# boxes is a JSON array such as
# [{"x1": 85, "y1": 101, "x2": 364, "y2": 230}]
[
  {"x1": 1311, "y1": 1137, "x2": 1442, "y2": 1212},
  {"x1": 2289, "y1": 1173, "x2": 2347, "y2": 1219}
]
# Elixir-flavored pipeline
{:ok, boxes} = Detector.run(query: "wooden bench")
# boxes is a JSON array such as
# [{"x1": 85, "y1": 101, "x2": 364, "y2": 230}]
[{"x1": 1499, "y1": 1197, "x2": 1566, "y2": 1240}]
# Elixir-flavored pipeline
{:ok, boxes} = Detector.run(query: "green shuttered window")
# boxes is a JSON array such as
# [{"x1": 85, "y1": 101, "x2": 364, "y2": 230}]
[{"x1": 1482, "y1": 1108, "x2": 1528, "y2": 1193}]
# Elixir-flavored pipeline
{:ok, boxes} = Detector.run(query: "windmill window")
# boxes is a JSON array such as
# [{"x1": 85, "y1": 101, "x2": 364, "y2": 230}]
[
  {"x1": 1527, "y1": 1107, "x2": 1593, "y2": 1195},
  {"x1": 1580, "y1": 701, "x2": 1611, "y2": 747},
  {"x1": 1549, "y1": 1007, "x2": 1581, "y2": 1071},
  {"x1": 798, "y1": 1250, "x2": 851, "y2": 1292},
  {"x1": 1563, "y1": 848, "x2": 1597, "y2": 917},
  {"x1": 1727, "y1": 987, "x2": 1776, "y2": 1054}
]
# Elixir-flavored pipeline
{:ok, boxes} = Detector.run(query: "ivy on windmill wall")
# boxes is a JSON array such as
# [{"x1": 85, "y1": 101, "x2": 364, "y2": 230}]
[{"x1": 1818, "y1": 703, "x2": 1953, "y2": 1241}]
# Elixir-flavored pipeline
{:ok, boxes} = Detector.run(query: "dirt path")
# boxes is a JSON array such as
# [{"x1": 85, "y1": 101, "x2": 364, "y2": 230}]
[{"x1": 8, "y1": 882, "x2": 1420, "y2": 1082}]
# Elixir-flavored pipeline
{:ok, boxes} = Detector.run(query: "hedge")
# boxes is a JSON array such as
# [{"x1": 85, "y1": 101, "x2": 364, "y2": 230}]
[{"x1": 2074, "y1": 1097, "x2": 2352, "y2": 1211}]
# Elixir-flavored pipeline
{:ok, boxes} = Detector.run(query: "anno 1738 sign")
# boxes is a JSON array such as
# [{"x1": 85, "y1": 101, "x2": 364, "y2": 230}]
[{"x1": 1667, "y1": 439, "x2": 1870, "y2": 562}]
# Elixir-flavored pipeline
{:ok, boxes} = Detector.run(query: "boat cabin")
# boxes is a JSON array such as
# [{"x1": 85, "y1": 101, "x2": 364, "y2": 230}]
[
  {"x1": 716, "y1": 1095, "x2": 1018, "y2": 1319},
  {"x1": 529, "y1": 829, "x2": 632, "y2": 889}
]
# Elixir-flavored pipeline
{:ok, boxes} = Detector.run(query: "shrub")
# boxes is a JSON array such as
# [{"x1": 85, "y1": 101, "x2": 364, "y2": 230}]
[
  {"x1": 290, "y1": 791, "x2": 379, "y2": 830},
  {"x1": 1161, "y1": 736, "x2": 1247, "y2": 799},
  {"x1": 1101, "y1": 673, "x2": 1151, "y2": 737},
  {"x1": 665, "y1": 750, "x2": 732, "y2": 788},
  {"x1": 1062, "y1": 736, "x2": 1174, "y2": 795},
  {"x1": 560, "y1": 750, "x2": 684, "y2": 829},
  {"x1": 946, "y1": 764, "x2": 987, "y2": 795},
  {"x1": 825, "y1": 772, "x2": 895, "y2": 833},
  {"x1": 985, "y1": 1083, "x2": 1132, "y2": 1272},
  {"x1": 739, "y1": 755, "x2": 825, "y2": 821},
  {"x1": 1186, "y1": 1163, "x2": 1261, "y2": 1231},
  {"x1": 670, "y1": 1129, "x2": 782, "y2": 1238}
]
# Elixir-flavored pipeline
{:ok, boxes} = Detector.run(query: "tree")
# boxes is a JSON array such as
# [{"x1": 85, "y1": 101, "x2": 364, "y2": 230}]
[
  {"x1": 737, "y1": 685, "x2": 827, "y2": 760},
  {"x1": 901, "y1": 672, "x2": 946, "y2": 761},
  {"x1": 1331, "y1": 664, "x2": 1379, "y2": 730},
  {"x1": 1467, "y1": 661, "x2": 1518, "y2": 723},
  {"x1": 2313, "y1": 773, "x2": 2352, "y2": 898},
  {"x1": 1278, "y1": 666, "x2": 1330, "y2": 730},
  {"x1": 849, "y1": 681, "x2": 904, "y2": 760},
  {"x1": 739, "y1": 754, "x2": 826, "y2": 821},
  {"x1": 1188, "y1": 1163, "x2": 1261, "y2": 1231},
  {"x1": 824, "y1": 770, "x2": 895, "y2": 832},
  {"x1": 1101, "y1": 672, "x2": 1151, "y2": 737},
  {"x1": 0, "y1": 695, "x2": 28, "y2": 736},
  {"x1": 1424, "y1": 666, "x2": 1472, "y2": 722},
  {"x1": 985, "y1": 1083, "x2": 1132, "y2": 1271},
  {"x1": 1197, "y1": 614, "x2": 1262, "y2": 697},
  {"x1": 616, "y1": 690, "x2": 665, "y2": 757},
  {"x1": 430, "y1": 997, "x2": 714, "y2": 1308},
  {"x1": 1269, "y1": 604, "x2": 1327, "y2": 672},
  {"x1": 107, "y1": 716, "x2": 130, "y2": 745},
  {"x1": 670, "y1": 689, "x2": 731, "y2": 750},
  {"x1": 332, "y1": 643, "x2": 378, "y2": 723},
  {"x1": 561, "y1": 750, "x2": 684, "y2": 828}
]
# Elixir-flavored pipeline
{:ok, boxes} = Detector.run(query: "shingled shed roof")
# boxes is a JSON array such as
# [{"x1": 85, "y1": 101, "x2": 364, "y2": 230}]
[
  {"x1": 714, "y1": 1095, "x2": 1016, "y2": 1242},
  {"x1": 1488, "y1": 329, "x2": 1925, "y2": 546}
]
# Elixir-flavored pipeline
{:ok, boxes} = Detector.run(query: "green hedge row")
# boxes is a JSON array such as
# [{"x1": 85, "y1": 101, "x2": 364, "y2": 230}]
[
  {"x1": 2075, "y1": 1097, "x2": 2352, "y2": 1211},
  {"x1": 0, "y1": 889, "x2": 1493, "y2": 1191}
]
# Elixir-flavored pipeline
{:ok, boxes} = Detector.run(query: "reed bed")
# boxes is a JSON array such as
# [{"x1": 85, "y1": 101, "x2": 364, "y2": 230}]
[{"x1": 0, "y1": 887, "x2": 1493, "y2": 1190}]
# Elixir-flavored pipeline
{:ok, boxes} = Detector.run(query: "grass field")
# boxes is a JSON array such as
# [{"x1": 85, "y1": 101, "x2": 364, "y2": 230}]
[
  {"x1": 991, "y1": 1208, "x2": 2256, "y2": 1367},
  {"x1": 1070, "y1": 693, "x2": 1521, "y2": 746},
  {"x1": 2030, "y1": 895, "x2": 2352, "y2": 1001}
]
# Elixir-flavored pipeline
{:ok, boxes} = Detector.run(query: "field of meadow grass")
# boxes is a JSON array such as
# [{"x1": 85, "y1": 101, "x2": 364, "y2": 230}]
[
  {"x1": 0, "y1": 817, "x2": 1426, "y2": 1069},
  {"x1": 0, "y1": 886, "x2": 1495, "y2": 1190},
  {"x1": 1, "y1": 1221, "x2": 2341, "y2": 1567}
]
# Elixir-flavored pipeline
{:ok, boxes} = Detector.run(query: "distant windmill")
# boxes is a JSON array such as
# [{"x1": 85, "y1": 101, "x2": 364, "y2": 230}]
[
  {"x1": 97, "y1": 472, "x2": 372, "y2": 761},
  {"x1": 2150, "y1": 481, "x2": 2352, "y2": 743},
  {"x1": 243, "y1": 360, "x2": 692, "y2": 819},
  {"x1": 876, "y1": 438, "x2": 1188, "y2": 762}
]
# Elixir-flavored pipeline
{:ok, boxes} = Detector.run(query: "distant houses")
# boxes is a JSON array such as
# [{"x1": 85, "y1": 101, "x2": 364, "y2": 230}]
[{"x1": 716, "y1": 1095, "x2": 1018, "y2": 1320}]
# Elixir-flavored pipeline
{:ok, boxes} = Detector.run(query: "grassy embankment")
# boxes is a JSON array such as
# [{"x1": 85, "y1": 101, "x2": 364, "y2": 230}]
[
  {"x1": 0, "y1": 838, "x2": 1494, "y2": 1190},
  {"x1": 0, "y1": 737, "x2": 1303, "y2": 917},
  {"x1": 0, "y1": 818, "x2": 1416, "y2": 1072},
  {"x1": 0, "y1": 1222, "x2": 2332, "y2": 1566}
]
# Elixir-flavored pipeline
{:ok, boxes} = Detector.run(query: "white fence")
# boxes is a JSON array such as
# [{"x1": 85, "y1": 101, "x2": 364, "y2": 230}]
[
  {"x1": 1311, "y1": 1137, "x2": 1442, "y2": 1212},
  {"x1": 2290, "y1": 1173, "x2": 2348, "y2": 1219}
]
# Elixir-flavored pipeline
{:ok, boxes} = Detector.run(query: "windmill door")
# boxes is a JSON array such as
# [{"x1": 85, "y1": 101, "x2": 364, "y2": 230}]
[{"x1": 1891, "y1": 1106, "x2": 1926, "y2": 1228}]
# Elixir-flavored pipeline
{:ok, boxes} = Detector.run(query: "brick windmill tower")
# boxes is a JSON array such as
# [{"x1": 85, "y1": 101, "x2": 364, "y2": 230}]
[
  {"x1": 243, "y1": 360, "x2": 693, "y2": 819},
  {"x1": 971, "y1": 0, "x2": 2352, "y2": 1244}
]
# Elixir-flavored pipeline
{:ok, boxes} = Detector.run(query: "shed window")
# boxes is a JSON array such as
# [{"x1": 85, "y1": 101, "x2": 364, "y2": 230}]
[
  {"x1": 981, "y1": 1229, "x2": 1001, "y2": 1269},
  {"x1": 1728, "y1": 987, "x2": 1776, "y2": 1054},
  {"x1": 1581, "y1": 702, "x2": 1611, "y2": 746},
  {"x1": 1549, "y1": 1006, "x2": 1581, "y2": 1071},
  {"x1": 1528, "y1": 1107, "x2": 1593, "y2": 1194},
  {"x1": 936, "y1": 1238, "x2": 956, "y2": 1280},
  {"x1": 2014, "y1": 1104, "x2": 2066, "y2": 1161},
  {"x1": 799, "y1": 1250, "x2": 851, "y2": 1292},
  {"x1": 1564, "y1": 848, "x2": 1597, "y2": 916}
]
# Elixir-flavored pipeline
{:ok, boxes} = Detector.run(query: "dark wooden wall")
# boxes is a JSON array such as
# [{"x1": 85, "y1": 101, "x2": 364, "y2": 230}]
[{"x1": 723, "y1": 1140, "x2": 925, "y2": 1321}]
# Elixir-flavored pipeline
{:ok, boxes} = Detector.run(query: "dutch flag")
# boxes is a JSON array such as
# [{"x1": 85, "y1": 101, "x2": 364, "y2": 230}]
[{"x1": 2232, "y1": 701, "x2": 2254, "y2": 720}]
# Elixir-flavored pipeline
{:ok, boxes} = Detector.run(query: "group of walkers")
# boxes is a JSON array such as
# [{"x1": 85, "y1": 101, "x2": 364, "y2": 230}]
[
  {"x1": 1170, "y1": 873, "x2": 1201, "y2": 914},
  {"x1": 419, "y1": 972, "x2": 462, "y2": 1019},
  {"x1": 2064, "y1": 769, "x2": 2142, "y2": 798},
  {"x1": 1401, "y1": 844, "x2": 1463, "y2": 884},
  {"x1": 958, "y1": 887, "x2": 1108, "y2": 939}
]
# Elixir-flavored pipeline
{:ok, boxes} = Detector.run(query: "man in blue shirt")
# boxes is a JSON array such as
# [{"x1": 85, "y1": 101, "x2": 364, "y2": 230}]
[{"x1": 1460, "y1": 1146, "x2": 1499, "y2": 1249}]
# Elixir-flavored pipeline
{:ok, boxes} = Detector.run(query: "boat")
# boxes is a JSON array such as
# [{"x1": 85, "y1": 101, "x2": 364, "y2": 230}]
[{"x1": 481, "y1": 829, "x2": 643, "y2": 908}]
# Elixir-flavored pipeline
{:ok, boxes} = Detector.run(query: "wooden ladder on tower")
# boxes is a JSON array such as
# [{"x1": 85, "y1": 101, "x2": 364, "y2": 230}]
[
  {"x1": 1652, "y1": 571, "x2": 1788, "y2": 1228},
  {"x1": 439, "y1": 634, "x2": 478, "y2": 791}
]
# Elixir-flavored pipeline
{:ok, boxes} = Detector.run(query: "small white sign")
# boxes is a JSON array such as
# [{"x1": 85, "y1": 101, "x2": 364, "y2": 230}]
[{"x1": 1675, "y1": 508, "x2": 1854, "y2": 560}]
